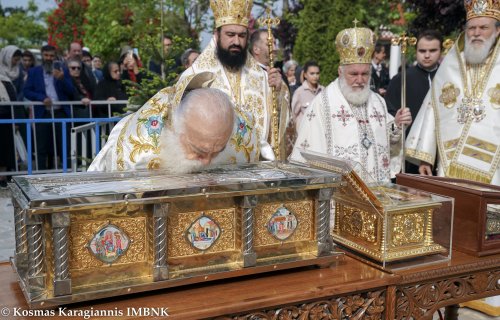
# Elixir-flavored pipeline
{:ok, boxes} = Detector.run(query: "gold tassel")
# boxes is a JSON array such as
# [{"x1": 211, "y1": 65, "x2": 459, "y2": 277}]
[{"x1": 446, "y1": 162, "x2": 492, "y2": 184}]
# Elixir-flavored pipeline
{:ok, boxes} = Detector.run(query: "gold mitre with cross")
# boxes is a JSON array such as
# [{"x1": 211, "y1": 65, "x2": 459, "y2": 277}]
[
  {"x1": 210, "y1": 0, "x2": 253, "y2": 28},
  {"x1": 335, "y1": 20, "x2": 377, "y2": 65},
  {"x1": 465, "y1": 0, "x2": 500, "y2": 21}
]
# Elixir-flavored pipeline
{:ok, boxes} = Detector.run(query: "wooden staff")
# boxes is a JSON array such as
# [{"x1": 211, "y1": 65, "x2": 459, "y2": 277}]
[
  {"x1": 391, "y1": 32, "x2": 416, "y2": 174},
  {"x1": 258, "y1": 7, "x2": 281, "y2": 161}
]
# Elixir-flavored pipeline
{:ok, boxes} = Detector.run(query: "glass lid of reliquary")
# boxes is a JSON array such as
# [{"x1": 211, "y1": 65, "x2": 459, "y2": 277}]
[{"x1": 12, "y1": 162, "x2": 341, "y2": 207}]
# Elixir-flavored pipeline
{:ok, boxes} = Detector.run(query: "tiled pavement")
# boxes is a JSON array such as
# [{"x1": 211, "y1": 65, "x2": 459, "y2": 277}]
[
  {"x1": 0, "y1": 186, "x2": 495, "y2": 319},
  {"x1": 0, "y1": 187, "x2": 14, "y2": 264}
]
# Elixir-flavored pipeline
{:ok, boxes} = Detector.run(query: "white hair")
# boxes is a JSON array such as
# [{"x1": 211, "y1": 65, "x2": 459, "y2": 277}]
[
  {"x1": 172, "y1": 87, "x2": 235, "y2": 134},
  {"x1": 282, "y1": 60, "x2": 298, "y2": 74}
]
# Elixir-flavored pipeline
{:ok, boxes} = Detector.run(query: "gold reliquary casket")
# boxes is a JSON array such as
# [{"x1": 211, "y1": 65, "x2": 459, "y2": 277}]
[
  {"x1": 296, "y1": 152, "x2": 454, "y2": 269},
  {"x1": 9, "y1": 162, "x2": 342, "y2": 308}
]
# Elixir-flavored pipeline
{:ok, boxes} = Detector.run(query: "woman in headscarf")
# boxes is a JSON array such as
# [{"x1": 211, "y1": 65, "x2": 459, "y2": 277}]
[
  {"x1": 95, "y1": 61, "x2": 128, "y2": 117},
  {"x1": 0, "y1": 45, "x2": 26, "y2": 183},
  {"x1": 67, "y1": 57, "x2": 92, "y2": 118}
]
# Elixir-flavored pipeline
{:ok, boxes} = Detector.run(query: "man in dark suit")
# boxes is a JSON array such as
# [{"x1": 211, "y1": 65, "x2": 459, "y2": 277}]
[
  {"x1": 370, "y1": 42, "x2": 390, "y2": 96},
  {"x1": 385, "y1": 30, "x2": 443, "y2": 174},
  {"x1": 24, "y1": 45, "x2": 76, "y2": 170}
]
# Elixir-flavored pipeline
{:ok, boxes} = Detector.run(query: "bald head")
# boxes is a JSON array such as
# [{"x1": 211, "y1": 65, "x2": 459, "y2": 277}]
[
  {"x1": 173, "y1": 88, "x2": 235, "y2": 165},
  {"x1": 174, "y1": 88, "x2": 234, "y2": 133}
]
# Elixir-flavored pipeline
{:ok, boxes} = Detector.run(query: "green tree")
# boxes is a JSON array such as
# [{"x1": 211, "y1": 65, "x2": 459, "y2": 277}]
[
  {"x1": 407, "y1": 0, "x2": 465, "y2": 37},
  {"x1": 176, "y1": 0, "x2": 211, "y2": 39},
  {"x1": 124, "y1": 35, "x2": 194, "y2": 108},
  {"x1": 0, "y1": 1, "x2": 47, "y2": 48},
  {"x1": 84, "y1": 0, "x2": 198, "y2": 107},
  {"x1": 274, "y1": 1, "x2": 303, "y2": 51},
  {"x1": 84, "y1": 0, "x2": 195, "y2": 63},
  {"x1": 357, "y1": 1, "x2": 411, "y2": 34},
  {"x1": 292, "y1": 0, "x2": 366, "y2": 85},
  {"x1": 47, "y1": 0, "x2": 89, "y2": 50},
  {"x1": 292, "y1": 0, "x2": 414, "y2": 84}
]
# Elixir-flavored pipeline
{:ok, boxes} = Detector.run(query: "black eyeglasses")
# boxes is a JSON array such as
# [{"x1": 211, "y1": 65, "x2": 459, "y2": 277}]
[{"x1": 70, "y1": 66, "x2": 81, "y2": 70}]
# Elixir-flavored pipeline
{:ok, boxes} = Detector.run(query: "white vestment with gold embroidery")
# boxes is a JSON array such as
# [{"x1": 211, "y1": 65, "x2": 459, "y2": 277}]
[
  {"x1": 406, "y1": 35, "x2": 500, "y2": 185},
  {"x1": 179, "y1": 37, "x2": 290, "y2": 163},
  {"x1": 88, "y1": 85, "x2": 178, "y2": 172},
  {"x1": 290, "y1": 79, "x2": 402, "y2": 183}
]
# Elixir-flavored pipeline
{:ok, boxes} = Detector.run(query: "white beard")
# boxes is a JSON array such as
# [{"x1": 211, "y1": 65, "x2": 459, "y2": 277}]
[
  {"x1": 158, "y1": 129, "x2": 205, "y2": 174},
  {"x1": 339, "y1": 75, "x2": 371, "y2": 105},
  {"x1": 464, "y1": 33, "x2": 496, "y2": 64}
]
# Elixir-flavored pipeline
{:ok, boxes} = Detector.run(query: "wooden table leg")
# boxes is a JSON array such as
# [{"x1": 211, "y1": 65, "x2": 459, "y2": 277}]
[
  {"x1": 444, "y1": 304, "x2": 459, "y2": 320},
  {"x1": 385, "y1": 285, "x2": 396, "y2": 320}
]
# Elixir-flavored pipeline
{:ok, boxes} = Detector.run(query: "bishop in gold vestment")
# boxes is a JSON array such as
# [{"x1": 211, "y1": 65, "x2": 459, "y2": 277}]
[{"x1": 178, "y1": 0, "x2": 290, "y2": 164}]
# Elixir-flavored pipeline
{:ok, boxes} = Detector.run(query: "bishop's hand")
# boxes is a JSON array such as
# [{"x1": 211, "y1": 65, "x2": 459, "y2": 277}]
[
  {"x1": 419, "y1": 162, "x2": 433, "y2": 176},
  {"x1": 266, "y1": 66, "x2": 282, "y2": 92},
  {"x1": 395, "y1": 107, "x2": 412, "y2": 128}
]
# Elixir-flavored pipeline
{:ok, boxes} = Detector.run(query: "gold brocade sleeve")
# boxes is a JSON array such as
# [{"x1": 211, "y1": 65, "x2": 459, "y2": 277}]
[{"x1": 278, "y1": 84, "x2": 291, "y2": 160}]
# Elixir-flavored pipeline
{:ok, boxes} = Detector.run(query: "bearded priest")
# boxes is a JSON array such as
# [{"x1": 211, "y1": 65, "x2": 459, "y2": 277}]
[
  {"x1": 406, "y1": 0, "x2": 500, "y2": 185},
  {"x1": 290, "y1": 23, "x2": 412, "y2": 183},
  {"x1": 178, "y1": 0, "x2": 290, "y2": 163}
]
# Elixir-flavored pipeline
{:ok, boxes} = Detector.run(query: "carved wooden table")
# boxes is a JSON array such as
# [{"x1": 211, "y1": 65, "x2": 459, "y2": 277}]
[
  {"x1": 1, "y1": 251, "x2": 498, "y2": 319},
  {"x1": 0, "y1": 255, "x2": 396, "y2": 319},
  {"x1": 388, "y1": 250, "x2": 500, "y2": 320}
]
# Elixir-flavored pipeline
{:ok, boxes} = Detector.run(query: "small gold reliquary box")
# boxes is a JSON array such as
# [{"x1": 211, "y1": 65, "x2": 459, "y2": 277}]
[{"x1": 297, "y1": 152, "x2": 454, "y2": 269}]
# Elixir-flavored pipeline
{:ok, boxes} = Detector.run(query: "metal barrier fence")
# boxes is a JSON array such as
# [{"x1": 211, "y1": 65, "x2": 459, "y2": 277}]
[{"x1": 0, "y1": 100, "x2": 128, "y2": 176}]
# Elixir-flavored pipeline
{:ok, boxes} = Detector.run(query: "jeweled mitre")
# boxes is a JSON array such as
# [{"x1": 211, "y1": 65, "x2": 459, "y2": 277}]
[
  {"x1": 210, "y1": 0, "x2": 253, "y2": 28},
  {"x1": 336, "y1": 26, "x2": 376, "y2": 65},
  {"x1": 465, "y1": 0, "x2": 500, "y2": 21}
]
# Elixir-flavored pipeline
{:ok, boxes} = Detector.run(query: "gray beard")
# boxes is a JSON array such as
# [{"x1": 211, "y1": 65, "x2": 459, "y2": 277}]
[
  {"x1": 339, "y1": 76, "x2": 371, "y2": 106},
  {"x1": 464, "y1": 33, "x2": 496, "y2": 65},
  {"x1": 158, "y1": 129, "x2": 205, "y2": 174}
]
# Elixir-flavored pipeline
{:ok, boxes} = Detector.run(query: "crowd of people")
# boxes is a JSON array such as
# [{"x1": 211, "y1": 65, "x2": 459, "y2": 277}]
[{"x1": 0, "y1": 38, "x2": 201, "y2": 178}]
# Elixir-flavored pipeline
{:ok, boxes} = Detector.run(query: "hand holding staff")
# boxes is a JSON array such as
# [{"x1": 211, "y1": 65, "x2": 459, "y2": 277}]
[
  {"x1": 258, "y1": 8, "x2": 281, "y2": 161},
  {"x1": 391, "y1": 32, "x2": 416, "y2": 173}
]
